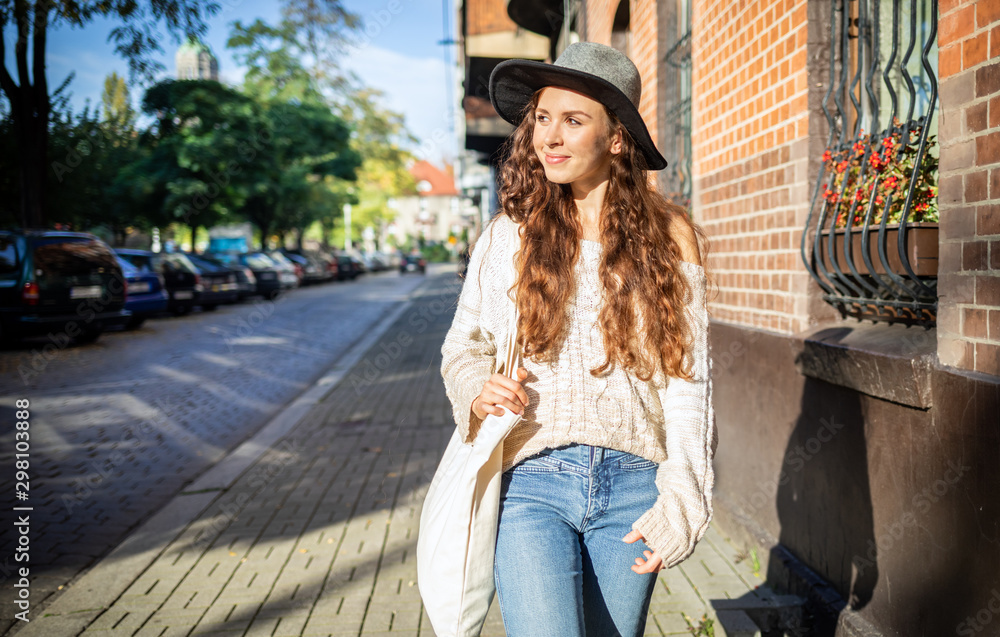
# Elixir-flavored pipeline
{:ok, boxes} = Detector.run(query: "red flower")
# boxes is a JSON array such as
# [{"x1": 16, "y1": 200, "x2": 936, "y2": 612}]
[{"x1": 822, "y1": 150, "x2": 833, "y2": 163}]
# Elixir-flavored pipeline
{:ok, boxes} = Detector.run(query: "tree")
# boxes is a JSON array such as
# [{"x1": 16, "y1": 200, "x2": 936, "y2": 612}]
[
  {"x1": 100, "y1": 72, "x2": 135, "y2": 141},
  {"x1": 338, "y1": 88, "x2": 416, "y2": 249},
  {"x1": 242, "y1": 101, "x2": 360, "y2": 250},
  {"x1": 134, "y1": 79, "x2": 264, "y2": 248},
  {"x1": 0, "y1": 0, "x2": 219, "y2": 229}
]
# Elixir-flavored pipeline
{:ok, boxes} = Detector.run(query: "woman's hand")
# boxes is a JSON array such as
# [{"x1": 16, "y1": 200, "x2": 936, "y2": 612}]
[
  {"x1": 622, "y1": 530, "x2": 665, "y2": 574},
  {"x1": 472, "y1": 367, "x2": 528, "y2": 420}
]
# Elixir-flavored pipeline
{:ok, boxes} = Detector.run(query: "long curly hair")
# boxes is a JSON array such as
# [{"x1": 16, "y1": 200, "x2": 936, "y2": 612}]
[{"x1": 497, "y1": 91, "x2": 708, "y2": 382}]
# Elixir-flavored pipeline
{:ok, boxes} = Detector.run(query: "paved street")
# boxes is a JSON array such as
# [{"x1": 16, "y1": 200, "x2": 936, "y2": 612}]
[
  {"x1": 2, "y1": 266, "x2": 775, "y2": 636},
  {"x1": 0, "y1": 270, "x2": 429, "y2": 635}
]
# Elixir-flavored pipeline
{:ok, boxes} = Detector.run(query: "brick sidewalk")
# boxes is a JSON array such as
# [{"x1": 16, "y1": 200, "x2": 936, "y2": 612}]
[{"x1": 22, "y1": 270, "x2": 770, "y2": 637}]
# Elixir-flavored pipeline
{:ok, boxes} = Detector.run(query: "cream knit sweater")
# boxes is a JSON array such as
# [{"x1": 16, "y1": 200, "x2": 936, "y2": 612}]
[{"x1": 440, "y1": 214, "x2": 716, "y2": 568}]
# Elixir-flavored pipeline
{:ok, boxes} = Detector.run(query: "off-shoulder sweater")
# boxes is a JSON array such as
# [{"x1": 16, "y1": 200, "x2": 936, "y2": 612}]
[{"x1": 439, "y1": 214, "x2": 717, "y2": 568}]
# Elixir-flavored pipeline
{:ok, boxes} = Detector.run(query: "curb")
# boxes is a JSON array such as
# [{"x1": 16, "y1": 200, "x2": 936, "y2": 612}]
[{"x1": 14, "y1": 275, "x2": 441, "y2": 636}]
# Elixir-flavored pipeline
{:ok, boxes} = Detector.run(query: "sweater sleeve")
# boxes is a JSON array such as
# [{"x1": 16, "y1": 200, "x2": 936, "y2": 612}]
[
  {"x1": 631, "y1": 261, "x2": 717, "y2": 567},
  {"x1": 440, "y1": 221, "x2": 503, "y2": 443}
]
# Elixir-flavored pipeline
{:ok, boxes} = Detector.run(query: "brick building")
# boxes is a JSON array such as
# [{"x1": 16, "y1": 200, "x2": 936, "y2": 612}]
[{"x1": 461, "y1": 0, "x2": 999, "y2": 635}]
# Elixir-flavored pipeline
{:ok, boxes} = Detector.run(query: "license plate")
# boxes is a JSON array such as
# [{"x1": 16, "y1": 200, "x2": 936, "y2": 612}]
[
  {"x1": 225, "y1": 283, "x2": 237, "y2": 291},
  {"x1": 128, "y1": 281, "x2": 150, "y2": 294},
  {"x1": 174, "y1": 290, "x2": 194, "y2": 300},
  {"x1": 70, "y1": 285, "x2": 102, "y2": 299},
  {"x1": 211, "y1": 284, "x2": 220, "y2": 292}
]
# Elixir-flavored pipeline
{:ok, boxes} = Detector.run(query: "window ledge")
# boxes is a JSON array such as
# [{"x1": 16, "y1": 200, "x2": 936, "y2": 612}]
[{"x1": 792, "y1": 321, "x2": 936, "y2": 409}]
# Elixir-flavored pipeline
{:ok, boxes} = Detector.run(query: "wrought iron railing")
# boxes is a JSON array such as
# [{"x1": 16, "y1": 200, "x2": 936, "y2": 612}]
[
  {"x1": 662, "y1": 25, "x2": 692, "y2": 208},
  {"x1": 801, "y1": 0, "x2": 939, "y2": 326}
]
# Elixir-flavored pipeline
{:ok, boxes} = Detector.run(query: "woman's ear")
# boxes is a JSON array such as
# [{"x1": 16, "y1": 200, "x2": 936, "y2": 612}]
[{"x1": 610, "y1": 128, "x2": 623, "y2": 155}]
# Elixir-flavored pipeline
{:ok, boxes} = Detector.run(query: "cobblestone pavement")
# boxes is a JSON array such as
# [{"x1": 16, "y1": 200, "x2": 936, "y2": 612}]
[
  {"x1": 10, "y1": 268, "x2": 770, "y2": 636},
  {"x1": 0, "y1": 272, "x2": 429, "y2": 635}
]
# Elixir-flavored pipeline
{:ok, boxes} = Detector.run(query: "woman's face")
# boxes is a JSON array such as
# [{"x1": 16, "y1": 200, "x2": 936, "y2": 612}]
[{"x1": 532, "y1": 86, "x2": 621, "y2": 191}]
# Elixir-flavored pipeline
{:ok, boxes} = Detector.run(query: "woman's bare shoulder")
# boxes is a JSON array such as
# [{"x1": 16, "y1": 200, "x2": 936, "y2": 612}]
[{"x1": 667, "y1": 210, "x2": 701, "y2": 266}]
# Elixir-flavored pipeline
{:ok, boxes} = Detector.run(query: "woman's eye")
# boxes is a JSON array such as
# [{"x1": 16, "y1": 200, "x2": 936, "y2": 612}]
[
  {"x1": 536, "y1": 114, "x2": 547, "y2": 123},
  {"x1": 567, "y1": 118, "x2": 581, "y2": 126}
]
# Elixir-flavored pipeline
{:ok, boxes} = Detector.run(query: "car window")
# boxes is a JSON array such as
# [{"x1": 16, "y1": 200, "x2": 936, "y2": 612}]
[
  {"x1": 244, "y1": 254, "x2": 275, "y2": 269},
  {"x1": 116, "y1": 256, "x2": 139, "y2": 274},
  {"x1": 0, "y1": 237, "x2": 20, "y2": 279},
  {"x1": 119, "y1": 253, "x2": 156, "y2": 273},
  {"x1": 208, "y1": 252, "x2": 238, "y2": 265},
  {"x1": 33, "y1": 237, "x2": 117, "y2": 278},
  {"x1": 160, "y1": 253, "x2": 197, "y2": 274}
]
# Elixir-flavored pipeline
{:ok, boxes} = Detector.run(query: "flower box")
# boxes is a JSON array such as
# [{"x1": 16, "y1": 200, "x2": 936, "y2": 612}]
[{"x1": 819, "y1": 222, "x2": 938, "y2": 277}]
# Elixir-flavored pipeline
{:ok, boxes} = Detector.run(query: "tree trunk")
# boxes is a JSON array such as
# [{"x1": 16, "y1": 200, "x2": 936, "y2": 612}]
[
  {"x1": 0, "y1": 1, "x2": 52, "y2": 229},
  {"x1": 190, "y1": 224, "x2": 198, "y2": 252},
  {"x1": 295, "y1": 228, "x2": 304, "y2": 252}
]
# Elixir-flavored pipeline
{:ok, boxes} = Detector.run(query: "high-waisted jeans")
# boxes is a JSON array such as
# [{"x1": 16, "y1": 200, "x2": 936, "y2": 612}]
[{"x1": 494, "y1": 444, "x2": 660, "y2": 637}]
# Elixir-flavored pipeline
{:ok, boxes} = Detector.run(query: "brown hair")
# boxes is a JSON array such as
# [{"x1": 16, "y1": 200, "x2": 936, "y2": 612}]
[{"x1": 496, "y1": 92, "x2": 708, "y2": 382}]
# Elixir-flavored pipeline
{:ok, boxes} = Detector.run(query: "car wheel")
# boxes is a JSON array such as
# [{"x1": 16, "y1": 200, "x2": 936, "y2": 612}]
[
  {"x1": 126, "y1": 316, "x2": 146, "y2": 330},
  {"x1": 202, "y1": 304, "x2": 218, "y2": 311},
  {"x1": 172, "y1": 304, "x2": 192, "y2": 316}
]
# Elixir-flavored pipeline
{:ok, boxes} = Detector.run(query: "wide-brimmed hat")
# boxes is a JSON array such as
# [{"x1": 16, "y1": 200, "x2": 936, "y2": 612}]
[{"x1": 489, "y1": 42, "x2": 668, "y2": 171}]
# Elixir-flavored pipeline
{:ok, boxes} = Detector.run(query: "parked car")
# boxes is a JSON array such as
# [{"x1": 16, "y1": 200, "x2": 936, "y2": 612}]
[
  {"x1": 183, "y1": 253, "x2": 240, "y2": 309},
  {"x1": 115, "y1": 248, "x2": 199, "y2": 316},
  {"x1": 115, "y1": 256, "x2": 168, "y2": 329},
  {"x1": 279, "y1": 251, "x2": 314, "y2": 284},
  {"x1": 400, "y1": 253, "x2": 427, "y2": 275},
  {"x1": 262, "y1": 251, "x2": 300, "y2": 289},
  {"x1": 206, "y1": 252, "x2": 284, "y2": 299},
  {"x1": 197, "y1": 253, "x2": 258, "y2": 300},
  {"x1": 336, "y1": 254, "x2": 362, "y2": 280},
  {"x1": 0, "y1": 230, "x2": 131, "y2": 343},
  {"x1": 282, "y1": 249, "x2": 337, "y2": 283}
]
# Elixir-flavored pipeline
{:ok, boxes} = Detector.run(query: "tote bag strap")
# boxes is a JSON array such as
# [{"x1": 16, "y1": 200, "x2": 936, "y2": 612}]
[{"x1": 493, "y1": 220, "x2": 520, "y2": 382}]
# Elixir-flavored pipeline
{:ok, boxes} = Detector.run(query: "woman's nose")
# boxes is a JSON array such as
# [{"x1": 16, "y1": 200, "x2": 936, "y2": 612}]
[{"x1": 544, "y1": 124, "x2": 562, "y2": 147}]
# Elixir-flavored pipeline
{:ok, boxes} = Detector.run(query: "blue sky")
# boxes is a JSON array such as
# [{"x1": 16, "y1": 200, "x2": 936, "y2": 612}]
[{"x1": 5, "y1": 0, "x2": 457, "y2": 161}]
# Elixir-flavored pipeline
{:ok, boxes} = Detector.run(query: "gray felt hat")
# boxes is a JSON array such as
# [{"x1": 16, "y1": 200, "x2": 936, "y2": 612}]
[{"x1": 489, "y1": 42, "x2": 668, "y2": 171}]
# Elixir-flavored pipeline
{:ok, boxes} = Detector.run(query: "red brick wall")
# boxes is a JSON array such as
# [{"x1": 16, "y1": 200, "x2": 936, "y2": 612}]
[
  {"x1": 467, "y1": 0, "x2": 518, "y2": 36},
  {"x1": 585, "y1": 0, "x2": 660, "y2": 146},
  {"x1": 937, "y1": 0, "x2": 1000, "y2": 376},
  {"x1": 691, "y1": 0, "x2": 814, "y2": 333}
]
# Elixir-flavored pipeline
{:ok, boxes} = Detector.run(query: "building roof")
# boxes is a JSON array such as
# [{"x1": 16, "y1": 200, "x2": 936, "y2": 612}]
[
  {"x1": 410, "y1": 160, "x2": 459, "y2": 197},
  {"x1": 177, "y1": 36, "x2": 213, "y2": 57}
]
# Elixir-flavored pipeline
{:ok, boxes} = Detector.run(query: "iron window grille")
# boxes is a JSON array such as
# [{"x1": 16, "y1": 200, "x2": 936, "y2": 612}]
[
  {"x1": 801, "y1": 0, "x2": 939, "y2": 326},
  {"x1": 661, "y1": 0, "x2": 692, "y2": 209}
]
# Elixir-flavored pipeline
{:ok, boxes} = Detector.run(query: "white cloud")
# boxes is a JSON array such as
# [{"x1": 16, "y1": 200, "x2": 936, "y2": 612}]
[{"x1": 341, "y1": 44, "x2": 458, "y2": 163}]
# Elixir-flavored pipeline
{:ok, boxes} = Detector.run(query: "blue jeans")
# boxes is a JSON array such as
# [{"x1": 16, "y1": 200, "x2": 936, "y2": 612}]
[{"x1": 494, "y1": 444, "x2": 660, "y2": 637}]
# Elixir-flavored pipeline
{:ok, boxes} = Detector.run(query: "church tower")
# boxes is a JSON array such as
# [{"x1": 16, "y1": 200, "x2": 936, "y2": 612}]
[{"x1": 175, "y1": 36, "x2": 219, "y2": 81}]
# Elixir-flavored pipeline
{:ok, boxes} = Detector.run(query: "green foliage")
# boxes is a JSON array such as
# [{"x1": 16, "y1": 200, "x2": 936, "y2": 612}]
[
  {"x1": 423, "y1": 242, "x2": 452, "y2": 263},
  {"x1": 134, "y1": 79, "x2": 266, "y2": 233},
  {"x1": 683, "y1": 613, "x2": 715, "y2": 637},
  {"x1": 821, "y1": 121, "x2": 939, "y2": 229}
]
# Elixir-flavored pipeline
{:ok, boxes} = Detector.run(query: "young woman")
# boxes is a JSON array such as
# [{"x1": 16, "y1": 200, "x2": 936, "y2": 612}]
[{"x1": 440, "y1": 42, "x2": 716, "y2": 637}]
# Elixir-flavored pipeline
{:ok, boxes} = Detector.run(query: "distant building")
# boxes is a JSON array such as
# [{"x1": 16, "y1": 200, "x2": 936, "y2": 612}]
[
  {"x1": 175, "y1": 37, "x2": 219, "y2": 81},
  {"x1": 391, "y1": 161, "x2": 470, "y2": 247}
]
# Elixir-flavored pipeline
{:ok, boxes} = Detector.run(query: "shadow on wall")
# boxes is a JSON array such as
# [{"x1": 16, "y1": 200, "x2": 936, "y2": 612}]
[{"x1": 767, "y1": 373, "x2": 875, "y2": 636}]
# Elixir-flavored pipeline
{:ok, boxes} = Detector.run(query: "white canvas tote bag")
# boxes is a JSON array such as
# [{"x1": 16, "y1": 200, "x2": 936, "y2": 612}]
[{"x1": 417, "y1": 224, "x2": 521, "y2": 637}]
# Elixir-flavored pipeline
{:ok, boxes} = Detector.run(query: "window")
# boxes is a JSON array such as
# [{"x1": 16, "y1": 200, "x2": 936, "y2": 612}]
[
  {"x1": 801, "y1": 0, "x2": 939, "y2": 326},
  {"x1": 660, "y1": 0, "x2": 692, "y2": 209}
]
